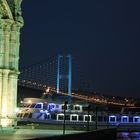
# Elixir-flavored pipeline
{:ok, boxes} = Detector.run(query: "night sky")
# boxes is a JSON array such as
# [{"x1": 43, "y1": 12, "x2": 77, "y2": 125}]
[{"x1": 20, "y1": 0, "x2": 140, "y2": 98}]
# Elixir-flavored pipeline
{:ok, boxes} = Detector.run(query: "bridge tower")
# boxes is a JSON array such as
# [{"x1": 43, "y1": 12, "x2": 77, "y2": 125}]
[
  {"x1": 57, "y1": 55, "x2": 72, "y2": 97},
  {"x1": 0, "y1": 0, "x2": 24, "y2": 127}
]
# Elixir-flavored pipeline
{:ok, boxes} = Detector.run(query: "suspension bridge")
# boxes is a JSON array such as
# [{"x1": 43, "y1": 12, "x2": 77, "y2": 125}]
[{"x1": 18, "y1": 55, "x2": 134, "y2": 107}]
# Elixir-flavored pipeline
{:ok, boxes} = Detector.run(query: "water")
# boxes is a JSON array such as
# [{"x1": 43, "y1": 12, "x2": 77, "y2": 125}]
[{"x1": 117, "y1": 132, "x2": 140, "y2": 140}]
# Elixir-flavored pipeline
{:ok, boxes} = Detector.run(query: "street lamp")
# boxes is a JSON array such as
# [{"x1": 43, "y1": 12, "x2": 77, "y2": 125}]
[
  {"x1": 107, "y1": 100, "x2": 109, "y2": 128},
  {"x1": 63, "y1": 101, "x2": 68, "y2": 135},
  {"x1": 95, "y1": 106, "x2": 98, "y2": 130},
  {"x1": 87, "y1": 104, "x2": 91, "y2": 131}
]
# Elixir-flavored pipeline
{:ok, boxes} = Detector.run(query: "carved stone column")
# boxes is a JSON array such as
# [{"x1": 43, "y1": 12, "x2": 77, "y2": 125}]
[
  {"x1": 0, "y1": 0, "x2": 24, "y2": 127},
  {"x1": 3, "y1": 19, "x2": 13, "y2": 69},
  {"x1": 10, "y1": 23, "x2": 21, "y2": 71},
  {"x1": 1, "y1": 69, "x2": 9, "y2": 117},
  {"x1": 0, "y1": 69, "x2": 2, "y2": 114},
  {"x1": 8, "y1": 71, "x2": 19, "y2": 117},
  {"x1": 0, "y1": 16, "x2": 4, "y2": 68}
]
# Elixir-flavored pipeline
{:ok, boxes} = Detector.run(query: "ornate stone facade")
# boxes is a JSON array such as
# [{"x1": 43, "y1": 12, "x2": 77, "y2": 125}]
[{"x1": 0, "y1": 0, "x2": 23, "y2": 127}]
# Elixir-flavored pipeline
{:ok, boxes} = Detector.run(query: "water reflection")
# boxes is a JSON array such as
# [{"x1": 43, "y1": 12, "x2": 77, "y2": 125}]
[{"x1": 117, "y1": 132, "x2": 140, "y2": 140}]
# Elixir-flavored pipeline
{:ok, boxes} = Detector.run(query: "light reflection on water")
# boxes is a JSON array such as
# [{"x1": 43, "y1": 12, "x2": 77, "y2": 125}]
[{"x1": 117, "y1": 132, "x2": 140, "y2": 140}]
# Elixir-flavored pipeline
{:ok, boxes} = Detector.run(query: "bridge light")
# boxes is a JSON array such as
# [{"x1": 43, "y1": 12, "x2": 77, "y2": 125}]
[
  {"x1": 28, "y1": 100, "x2": 32, "y2": 104},
  {"x1": 46, "y1": 87, "x2": 50, "y2": 93}
]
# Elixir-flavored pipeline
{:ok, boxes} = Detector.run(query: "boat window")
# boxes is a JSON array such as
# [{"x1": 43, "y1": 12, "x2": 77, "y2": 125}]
[
  {"x1": 134, "y1": 117, "x2": 139, "y2": 123},
  {"x1": 44, "y1": 114, "x2": 49, "y2": 119},
  {"x1": 58, "y1": 115, "x2": 64, "y2": 120},
  {"x1": 85, "y1": 116, "x2": 90, "y2": 121},
  {"x1": 122, "y1": 117, "x2": 127, "y2": 122},
  {"x1": 110, "y1": 117, "x2": 115, "y2": 122},
  {"x1": 75, "y1": 106, "x2": 80, "y2": 110},
  {"x1": 117, "y1": 116, "x2": 121, "y2": 122},
  {"x1": 35, "y1": 104, "x2": 42, "y2": 108},
  {"x1": 79, "y1": 115, "x2": 83, "y2": 121},
  {"x1": 67, "y1": 105, "x2": 73, "y2": 110},
  {"x1": 72, "y1": 116, "x2": 77, "y2": 121}
]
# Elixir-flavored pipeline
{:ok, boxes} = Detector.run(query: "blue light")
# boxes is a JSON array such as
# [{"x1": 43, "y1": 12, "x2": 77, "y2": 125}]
[
  {"x1": 134, "y1": 116, "x2": 139, "y2": 118},
  {"x1": 109, "y1": 115, "x2": 116, "y2": 118}
]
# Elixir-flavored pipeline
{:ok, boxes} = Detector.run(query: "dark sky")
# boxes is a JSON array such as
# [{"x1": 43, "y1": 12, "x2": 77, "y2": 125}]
[{"x1": 20, "y1": 0, "x2": 140, "y2": 98}]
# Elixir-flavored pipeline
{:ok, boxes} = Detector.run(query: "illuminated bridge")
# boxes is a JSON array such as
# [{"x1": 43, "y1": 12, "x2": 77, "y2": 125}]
[{"x1": 18, "y1": 55, "x2": 134, "y2": 107}]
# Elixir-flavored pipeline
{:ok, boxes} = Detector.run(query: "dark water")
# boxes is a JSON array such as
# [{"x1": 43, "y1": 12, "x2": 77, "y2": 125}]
[{"x1": 117, "y1": 132, "x2": 140, "y2": 140}]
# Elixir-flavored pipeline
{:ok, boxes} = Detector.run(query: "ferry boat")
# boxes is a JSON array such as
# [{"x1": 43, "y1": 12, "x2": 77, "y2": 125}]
[{"x1": 16, "y1": 98, "x2": 140, "y2": 128}]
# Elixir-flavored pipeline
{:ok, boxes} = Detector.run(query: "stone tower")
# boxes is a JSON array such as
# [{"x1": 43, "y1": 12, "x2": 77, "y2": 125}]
[{"x1": 0, "y1": 0, "x2": 24, "y2": 127}]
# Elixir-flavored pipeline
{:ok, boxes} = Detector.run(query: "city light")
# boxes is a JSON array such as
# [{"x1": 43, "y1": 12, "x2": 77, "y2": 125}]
[
  {"x1": 46, "y1": 87, "x2": 50, "y2": 93},
  {"x1": 28, "y1": 100, "x2": 32, "y2": 104}
]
